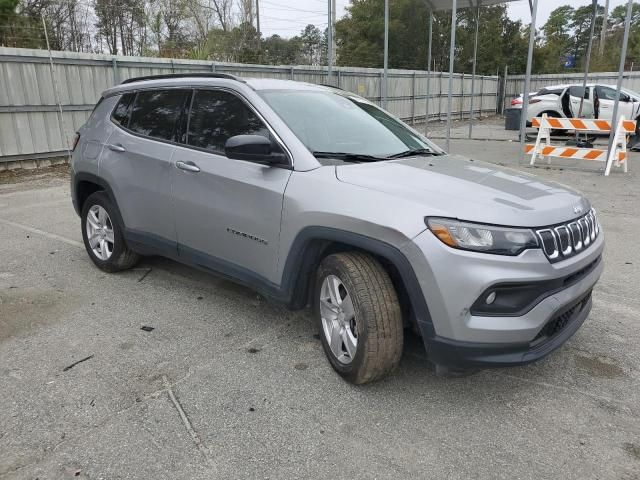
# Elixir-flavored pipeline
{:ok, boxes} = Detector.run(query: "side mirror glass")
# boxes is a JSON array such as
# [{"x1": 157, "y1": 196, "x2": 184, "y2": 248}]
[{"x1": 224, "y1": 135, "x2": 288, "y2": 166}]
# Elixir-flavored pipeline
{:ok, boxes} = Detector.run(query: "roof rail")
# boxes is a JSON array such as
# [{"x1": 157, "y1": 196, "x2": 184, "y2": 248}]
[
  {"x1": 318, "y1": 83, "x2": 345, "y2": 91},
  {"x1": 121, "y1": 73, "x2": 244, "y2": 85}
]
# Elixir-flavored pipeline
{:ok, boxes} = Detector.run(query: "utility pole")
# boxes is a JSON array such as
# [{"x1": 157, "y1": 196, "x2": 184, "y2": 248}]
[
  {"x1": 256, "y1": 0, "x2": 261, "y2": 52},
  {"x1": 41, "y1": 12, "x2": 71, "y2": 162},
  {"x1": 599, "y1": 0, "x2": 609, "y2": 56}
]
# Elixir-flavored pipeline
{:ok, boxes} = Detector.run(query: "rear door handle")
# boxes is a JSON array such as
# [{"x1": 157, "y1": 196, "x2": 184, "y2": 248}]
[
  {"x1": 176, "y1": 160, "x2": 200, "y2": 173},
  {"x1": 107, "y1": 143, "x2": 126, "y2": 152}
]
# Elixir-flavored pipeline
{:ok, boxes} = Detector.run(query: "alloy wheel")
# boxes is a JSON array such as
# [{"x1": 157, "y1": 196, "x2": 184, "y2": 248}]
[
  {"x1": 86, "y1": 205, "x2": 115, "y2": 261},
  {"x1": 319, "y1": 274, "x2": 358, "y2": 364}
]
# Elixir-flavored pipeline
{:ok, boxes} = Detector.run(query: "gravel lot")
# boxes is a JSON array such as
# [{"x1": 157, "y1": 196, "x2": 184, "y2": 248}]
[{"x1": 1, "y1": 134, "x2": 639, "y2": 480}]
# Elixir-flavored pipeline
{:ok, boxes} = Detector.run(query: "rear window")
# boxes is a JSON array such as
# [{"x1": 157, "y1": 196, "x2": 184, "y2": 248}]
[
  {"x1": 569, "y1": 86, "x2": 589, "y2": 99},
  {"x1": 111, "y1": 93, "x2": 135, "y2": 127},
  {"x1": 128, "y1": 89, "x2": 189, "y2": 141},
  {"x1": 537, "y1": 88, "x2": 564, "y2": 96}
]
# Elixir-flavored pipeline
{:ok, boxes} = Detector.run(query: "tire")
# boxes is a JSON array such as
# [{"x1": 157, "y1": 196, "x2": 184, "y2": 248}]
[
  {"x1": 81, "y1": 191, "x2": 139, "y2": 272},
  {"x1": 314, "y1": 252, "x2": 403, "y2": 384},
  {"x1": 542, "y1": 111, "x2": 564, "y2": 136}
]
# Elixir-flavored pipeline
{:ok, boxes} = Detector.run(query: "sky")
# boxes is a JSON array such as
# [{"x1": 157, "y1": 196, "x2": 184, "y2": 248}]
[{"x1": 257, "y1": 0, "x2": 630, "y2": 38}]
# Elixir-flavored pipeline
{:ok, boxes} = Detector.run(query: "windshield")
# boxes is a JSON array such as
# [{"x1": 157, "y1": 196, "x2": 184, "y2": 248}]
[{"x1": 259, "y1": 89, "x2": 441, "y2": 159}]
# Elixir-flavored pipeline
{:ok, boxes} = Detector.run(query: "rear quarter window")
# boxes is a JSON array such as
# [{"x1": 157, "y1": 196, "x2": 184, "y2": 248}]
[
  {"x1": 128, "y1": 89, "x2": 189, "y2": 141},
  {"x1": 537, "y1": 88, "x2": 564, "y2": 96},
  {"x1": 111, "y1": 93, "x2": 135, "y2": 127}
]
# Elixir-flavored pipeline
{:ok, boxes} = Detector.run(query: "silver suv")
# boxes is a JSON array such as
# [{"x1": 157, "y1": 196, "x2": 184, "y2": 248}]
[{"x1": 71, "y1": 74, "x2": 603, "y2": 384}]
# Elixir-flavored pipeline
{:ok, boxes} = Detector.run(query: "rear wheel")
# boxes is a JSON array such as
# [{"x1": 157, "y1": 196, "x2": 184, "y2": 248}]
[
  {"x1": 542, "y1": 111, "x2": 564, "y2": 136},
  {"x1": 314, "y1": 252, "x2": 403, "y2": 384},
  {"x1": 81, "y1": 192, "x2": 139, "y2": 272}
]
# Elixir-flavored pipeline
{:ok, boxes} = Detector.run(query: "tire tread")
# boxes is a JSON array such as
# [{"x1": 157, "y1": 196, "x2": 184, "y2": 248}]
[{"x1": 317, "y1": 252, "x2": 403, "y2": 384}]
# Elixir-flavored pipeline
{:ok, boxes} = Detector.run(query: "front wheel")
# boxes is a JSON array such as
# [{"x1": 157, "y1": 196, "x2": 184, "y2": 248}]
[
  {"x1": 314, "y1": 252, "x2": 403, "y2": 384},
  {"x1": 81, "y1": 191, "x2": 139, "y2": 272}
]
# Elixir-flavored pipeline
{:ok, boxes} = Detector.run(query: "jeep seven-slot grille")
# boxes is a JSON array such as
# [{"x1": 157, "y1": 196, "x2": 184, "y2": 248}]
[{"x1": 535, "y1": 209, "x2": 600, "y2": 262}]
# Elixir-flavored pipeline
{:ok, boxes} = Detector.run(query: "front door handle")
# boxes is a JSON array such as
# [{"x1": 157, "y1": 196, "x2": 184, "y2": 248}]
[
  {"x1": 176, "y1": 160, "x2": 200, "y2": 173},
  {"x1": 107, "y1": 143, "x2": 126, "y2": 152}
]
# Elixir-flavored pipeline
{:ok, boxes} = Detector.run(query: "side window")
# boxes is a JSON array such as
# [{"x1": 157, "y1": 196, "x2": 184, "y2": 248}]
[
  {"x1": 111, "y1": 93, "x2": 134, "y2": 127},
  {"x1": 128, "y1": 89, "x2": 189, "y2": 141},
  {"x1": 187, "y1": 89, "x2": 270, "y2": 153},
  {"x1": 597, "y1": 86, "x2": 626, "y2": 101},
  {"x1": 569, "y1": 86, "x2": 587, "y2": 99}
]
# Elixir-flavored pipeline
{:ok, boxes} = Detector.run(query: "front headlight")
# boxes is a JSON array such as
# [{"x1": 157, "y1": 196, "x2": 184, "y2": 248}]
[{"x1": 426, "y1": 218, "x2": 539, "y2": 255}]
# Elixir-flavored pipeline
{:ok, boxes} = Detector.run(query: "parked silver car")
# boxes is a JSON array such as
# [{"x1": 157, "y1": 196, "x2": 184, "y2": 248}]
[{"x1": 71, "y1": 74, "x2": 603, "y2": 384}]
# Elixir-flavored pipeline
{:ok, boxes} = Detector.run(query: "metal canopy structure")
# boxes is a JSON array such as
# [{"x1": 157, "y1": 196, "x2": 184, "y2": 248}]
[
  {"x1": 377, "y1": 0, "x2": 636, "y2": 166},
  {"x1": 423, "y1": 0, "x2": 510, "y2": 7},
  {"x1": 400, "y1": 0, "x2": 529, "y2": 151}
]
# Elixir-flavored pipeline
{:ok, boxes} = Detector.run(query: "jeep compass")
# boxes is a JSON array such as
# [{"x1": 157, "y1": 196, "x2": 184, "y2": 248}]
[{"x1": 70, "y1": 74, "x2": 603, "y2": 384}]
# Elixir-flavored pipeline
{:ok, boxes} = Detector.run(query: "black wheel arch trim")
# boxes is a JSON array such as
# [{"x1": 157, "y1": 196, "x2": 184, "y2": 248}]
[
  {"x1": 73, "y1": 172, "x2": 126, "y2": 232},
  {"x1": 280, "y1": 227, "x2": 436, "y2": 335}
]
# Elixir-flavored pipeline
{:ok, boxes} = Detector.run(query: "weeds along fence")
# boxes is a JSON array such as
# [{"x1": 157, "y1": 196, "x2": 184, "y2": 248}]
[
  {"x1": 504, "y1": 71, "x2": 640, "y2": 110},
  {"x1": 0, "y1": 47, "x2": 500, "y2": 163}
]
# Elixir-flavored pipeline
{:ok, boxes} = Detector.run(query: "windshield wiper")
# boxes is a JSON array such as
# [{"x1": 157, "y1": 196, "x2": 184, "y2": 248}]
[
  {"x1": 311, "y1": 151, "x2": 387, "y2": 162},
  {"x1": 386, "y1": 148, "x2": 440, "y2": 159}
]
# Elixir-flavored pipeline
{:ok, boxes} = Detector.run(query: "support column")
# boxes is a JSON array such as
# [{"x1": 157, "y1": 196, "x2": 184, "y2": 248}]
[
  {"x1": 425, "y1": 10, "x2": 433, "y2": 134},
  {"x1": 606, "y1": 0, "x2": 634, "y2": 171},
  {"x1": 518, "y1": 0, "x2": 538, "y2": 164},
  {"x1": 445, "y1": 0, "x2": 457, "y2": 152},
  {"x1": 468, "y1": 5, "x2": 480, "y2": 138},
  {"x1": 383, "y1": 0, "x2": 389, "y2": 108},
  {"x1": 327, "y1": 0, "x2": 333, "y2": 82}
]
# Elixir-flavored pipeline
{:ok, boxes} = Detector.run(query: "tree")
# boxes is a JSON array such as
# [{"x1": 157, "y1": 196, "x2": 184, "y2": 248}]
[
  {"x1": 300, "y1": 24, "x2": 322, "y2": 65},
  {"x1": 262, "y1": 34, "x2": 301, "y2": 65},
  {"x1": 538, "y1": 6, "x2": 574, "y2": 72},
  {"x1": 0, "y1": 0, "x2": 22, "y2": 46},
  {"x1": 335, "y1": 0, "x2": 530, "y2": 74},
  {"x1": 570, "y1": 4, "x2": 604, "y2": 69},
  {"x1": 604, "y1": 2, "x2": 640, "y2": 70}
]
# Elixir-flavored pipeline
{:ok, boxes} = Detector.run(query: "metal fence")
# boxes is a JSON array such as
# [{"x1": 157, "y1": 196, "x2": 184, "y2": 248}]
[
  {"x1": 504, "y1": 71, "x2": 640, "y2": 110},
  {"x1": 0, "y1": 47, "x2": 500, "y2": 162}
]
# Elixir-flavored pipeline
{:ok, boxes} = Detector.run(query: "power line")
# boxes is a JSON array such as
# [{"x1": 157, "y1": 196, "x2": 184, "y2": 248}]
[{"x1": 260, "y1": 0, "x2": 324, "y2": 15}]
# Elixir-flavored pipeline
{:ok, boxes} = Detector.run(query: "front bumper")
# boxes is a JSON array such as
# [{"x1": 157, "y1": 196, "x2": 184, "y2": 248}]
[
  {"x1": 426, "y1": 290, "x2": 592, "y2": 368},
  {"x1": 406, "y1": 228, "x2": 603, "y2": 369}
]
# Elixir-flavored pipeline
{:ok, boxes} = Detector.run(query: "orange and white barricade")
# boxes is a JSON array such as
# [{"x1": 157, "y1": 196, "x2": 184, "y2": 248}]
[{"x1": 525, "y1": 114, "x2": 636, "y2": 176}]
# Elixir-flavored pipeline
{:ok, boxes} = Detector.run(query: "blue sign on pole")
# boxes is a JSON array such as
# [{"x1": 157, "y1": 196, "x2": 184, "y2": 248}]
[{"x1": 565, "y1": 54, "x2": 576, "y2": 68}]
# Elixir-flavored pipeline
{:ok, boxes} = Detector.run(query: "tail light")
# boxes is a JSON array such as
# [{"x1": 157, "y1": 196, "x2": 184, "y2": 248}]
[
  {"x1": 511, "y1": 97, "x2": 541, "y2": 106},
  {"x1": 71, "y1": 133, "x2": 80, "y2": 151}
]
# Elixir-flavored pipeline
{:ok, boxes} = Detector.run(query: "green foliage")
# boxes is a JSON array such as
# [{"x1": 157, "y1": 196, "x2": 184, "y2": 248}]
[
  {"x1": 0, "y1": 0, "x2": 38, "y2": 47},
  {"x1": 0, "y1": 0, "x2": 18, "y2": 21},
  {"x1": 539, "y1": 2, "x2": 640, "y2": 73},
  {"x1": 1, "y1": 0, "x2": 639, "y2": 74},
  {"x1": 262, "y1": 34, "x2": 302, "y2": 65},
  {"x1": 335, "y1": 0, "x2": 530, "y2": 74}
]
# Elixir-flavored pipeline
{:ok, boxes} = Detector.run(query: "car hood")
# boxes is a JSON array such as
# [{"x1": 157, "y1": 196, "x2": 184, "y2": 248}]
[{"x1": 335, "y1": 155, "x2": 590, "y2": 227}]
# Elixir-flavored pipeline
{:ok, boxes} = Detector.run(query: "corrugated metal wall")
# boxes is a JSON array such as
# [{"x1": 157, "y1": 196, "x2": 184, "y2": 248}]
[{"x1": 0, "y1": 47, "x2": 499, "y2": 162}]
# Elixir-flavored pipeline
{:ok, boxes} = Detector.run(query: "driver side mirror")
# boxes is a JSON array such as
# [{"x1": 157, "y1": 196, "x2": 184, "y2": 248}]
[{"x1": 224, "y1": 135, "x2": 289, "y2": 166}]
